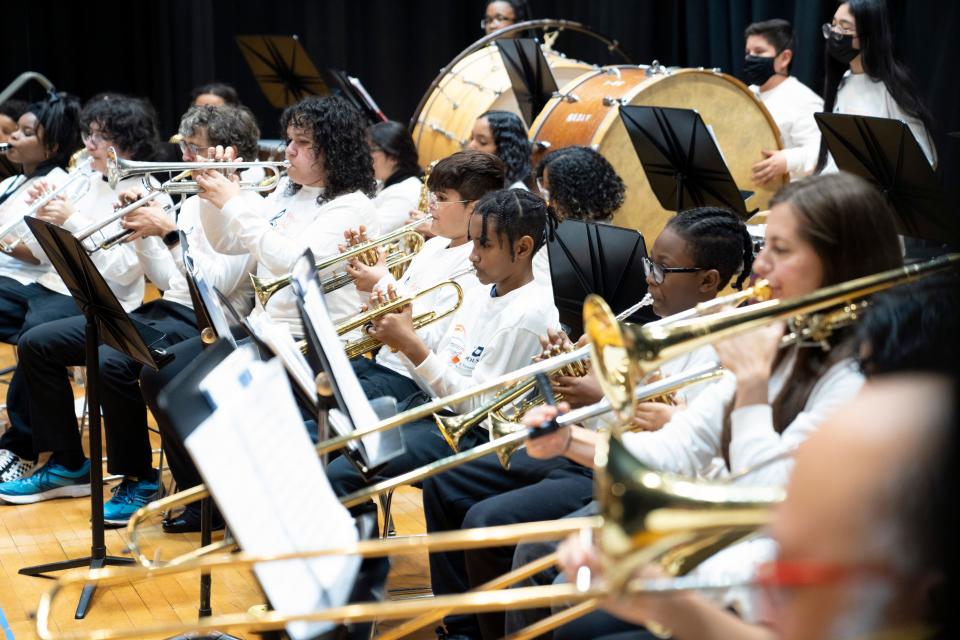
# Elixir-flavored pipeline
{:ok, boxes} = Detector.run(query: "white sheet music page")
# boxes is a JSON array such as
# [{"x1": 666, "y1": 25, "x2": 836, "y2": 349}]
[
  {"x1": 300, "y1": 278, "x2": 383, "y2": 455},
  {"x1": 184, "y1": 345, "x2": 359, "y2": 640},
  {"x1": 249, "y1": 312, "x2": 317, "y2": 403}
]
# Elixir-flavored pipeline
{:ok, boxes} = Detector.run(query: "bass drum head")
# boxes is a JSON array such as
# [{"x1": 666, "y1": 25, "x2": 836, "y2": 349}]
[
  {"x1": 412, "y1": 44, "x2": 592, "y2": 167},
  {"x1": 532, "y1": 67, "x2": 784, "y2": 245}
]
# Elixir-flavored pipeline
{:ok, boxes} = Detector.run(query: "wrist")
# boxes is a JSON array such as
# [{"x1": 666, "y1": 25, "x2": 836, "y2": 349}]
[{"x1": 734, "y1": 375, "x2": 769, "y2": 408}]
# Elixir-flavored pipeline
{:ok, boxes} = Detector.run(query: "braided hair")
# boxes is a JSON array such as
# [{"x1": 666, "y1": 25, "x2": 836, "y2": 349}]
[
  {"x1": 536, "y1": 146, "x2": 624, "y2": 222},
  {"x1": 664, "y1": 206, "x2": 754, "y2": 290},
  {"x1": 471, "y1": 188, "x2": 557, "y2": 258},
  {"x1": 280, "y1": 95, "x2": 377, "y2": 202},
  {"x1": 480, "y1": 110, "x2": 532, "y2": 188}
]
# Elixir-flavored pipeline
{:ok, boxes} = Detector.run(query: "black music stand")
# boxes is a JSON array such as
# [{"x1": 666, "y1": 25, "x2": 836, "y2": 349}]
[
  {"x1": 325, "y1": 68, "x2": 387, "y2": 125},
  {"x1": 495, "y1": 38, "x2": 559, "y2": 128},
  {"x1": 20, "y1": 218, "x2": 172, "y2": 619},
  {"x1": 815, "y1": 113, "x2": 959, "y2": 244},
  {"x1": 548, "y1": 219, "x2": 655, "y2": 337},
  {"x1": 620, "y1": 105, "x2": 752, "y2": 218},
  {"x1": 236, "y1": 35, "x2": 329, "y2": 108}
]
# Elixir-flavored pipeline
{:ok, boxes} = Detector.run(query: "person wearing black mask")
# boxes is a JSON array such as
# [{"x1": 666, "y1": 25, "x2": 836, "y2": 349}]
[
  {"x1": 743, "y1": 19, "x2": 823, "y2": 186},
  {"x1": 816, "y1": 0, "x2": 936, "y2": 173}
]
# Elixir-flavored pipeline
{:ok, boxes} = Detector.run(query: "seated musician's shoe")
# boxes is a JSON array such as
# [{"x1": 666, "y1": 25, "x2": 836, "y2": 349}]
[
  {"x1": 162, "y1": 503, "x2": 225, "y2": 534},
  {"x1": 0, "y1": 460, "x2": 90, "y2": 504},
  {"x1": 103, "y1": 476, "x2": 159, "y2": 526},
  {"x1": 0, "y1": 449, "x2": 36, "y2": 483}
]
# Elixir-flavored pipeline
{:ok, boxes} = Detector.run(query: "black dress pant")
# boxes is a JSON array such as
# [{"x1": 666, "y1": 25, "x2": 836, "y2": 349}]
[
  {"x1": 0, "y1": 278, "x2": 80, "y2": 460},
  {"x1": 422, "y1": 450, "x2": 594, "y2": 639},
  {"x1": 15, "y1": 300, "x2": 197, "y2": 477}
]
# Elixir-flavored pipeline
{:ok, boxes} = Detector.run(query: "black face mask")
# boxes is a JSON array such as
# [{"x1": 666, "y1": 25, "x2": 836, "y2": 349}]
[
  {"x1": 827, "y1": 34, "x2": 860, "y2": 64},
  {"x1": 742, "y1": 55, "x2": 777, "y2": 87}
]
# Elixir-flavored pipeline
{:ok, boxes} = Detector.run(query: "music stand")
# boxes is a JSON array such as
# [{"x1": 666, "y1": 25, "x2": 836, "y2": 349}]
[
  {"x1": 236, "y1": 35, "x2": 329, "y2": 108},
  {"x1": 620, "y1": 105, "x2": 752, "y2": 218},
  {"x1": 495, "y1": 38, "x2": 559, "y2": 128},
  {"x1": 548, "y1": 219, "x2": 655, "y2": 337},
  {"x1": 20, "y1": 218, "x2": 172, "y2": 618},
  {"x1": 325, "y1": 68, "x2": 387, "y2": 125},
  {"x1": 815, "y1": 113, "x2": 959, "y2": 244}
]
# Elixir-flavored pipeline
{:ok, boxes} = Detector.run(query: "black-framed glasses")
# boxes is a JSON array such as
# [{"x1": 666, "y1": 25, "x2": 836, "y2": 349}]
[{"x1": 642, "y1": 256, "x2": 707, "y2": 285}]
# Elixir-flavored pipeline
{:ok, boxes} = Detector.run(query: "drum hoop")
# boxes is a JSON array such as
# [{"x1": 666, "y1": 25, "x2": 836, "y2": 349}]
[{"x1": 409, "y1": 19, "x2": 634, "y2": 131}]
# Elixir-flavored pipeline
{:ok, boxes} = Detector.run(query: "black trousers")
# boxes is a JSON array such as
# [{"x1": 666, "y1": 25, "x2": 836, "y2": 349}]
[
  {"x1": 14, "y1": 299, "x2": 197, "y2": 477},
  {"x1": 0, "y1": 278, "x2": 81, "y2": 460},
  {"x1": 422, "y1": 450, "x2": 594, "y2": 639}
]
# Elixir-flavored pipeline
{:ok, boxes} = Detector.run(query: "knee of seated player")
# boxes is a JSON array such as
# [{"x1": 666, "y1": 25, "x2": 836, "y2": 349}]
[
  {"x1": 139, "y1": 366, "x2": 162, "y2": 409},
  {"x1": 462, "y1": 495, "x2": 516, "y2": 531},
  {"x1": 325, "y1": 455, "x2": 365, "y2": 497}
]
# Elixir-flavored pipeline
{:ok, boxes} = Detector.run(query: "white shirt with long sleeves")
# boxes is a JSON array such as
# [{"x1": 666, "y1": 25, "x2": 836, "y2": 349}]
[
  {"x1": 22, "y1": 173, "x2": 153, "y2": 311},
  {"x1": 373, "y1": 175, "x2": 422, "y2": 233},
  {"x1": 824, "y1": 71, "x2": 937, "y2": 172},
  {"x1": 131, "y1": 193, "x2": 258, "y2": 314},
  {"x1": 371, "y1": 235, "x2": 482, "y2": 377},
  {"x1": 754, "y1": 76, "x2": 824, "y2": 179},
  {"x1": 622, "y1": 350, "x2": 865, "y2": 486},
  {"x1": 0, "y1": 173, "x2": 56, "y2": 284},
  {"x1": 408, "y1": 279, "x2": 559, "y2": 414},
  {"x1": 200, "y1": 177, "x2": 379, "y2": 337}
]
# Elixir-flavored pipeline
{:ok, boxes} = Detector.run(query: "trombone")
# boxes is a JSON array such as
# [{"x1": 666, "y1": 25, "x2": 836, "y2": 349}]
[
  {"x1": 0, "y1": 156, "x2": 94, "y2": 251},
  {"x1": 36, "y1": 433, "x2": 783, "y2": 640},
  {"x1": 250, "y1": 215, "x2": 432, "y2": 305},
  {"x1": 106, "y1": 147, "x2": 287, "y2": 192}
]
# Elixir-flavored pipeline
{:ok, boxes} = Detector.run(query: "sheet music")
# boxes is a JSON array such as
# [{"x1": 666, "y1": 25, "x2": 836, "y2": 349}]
[
  {"x1": 182, "y1": 232, "x2": 237, "y2": 347},
  {"x1": 185, "y1": 346, "x2": 359, "y2": 640},
  {"x1": 249, "y1": 312, "x2": 317, "y2": 403}
]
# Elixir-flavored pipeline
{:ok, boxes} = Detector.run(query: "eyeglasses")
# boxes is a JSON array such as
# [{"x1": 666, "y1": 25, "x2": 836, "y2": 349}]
[
  {"x1": 480, "y1": 13, "x2": 515, "y2": 30},
  {"x1": 81, "y1": 130, "x2": 111, "y2": 147},
  {"x1": 822, "y1": 23, "x2": 856, "y2": 41},
  {"x1": 642, "y1": 256, "x2": 708, "y2": 285},
  {"x1": 178, "y1": 140, "x2": 206, "y2": 157},
  {"x1": 428, "y1": 192, "x2": 472, "y2": 209}
]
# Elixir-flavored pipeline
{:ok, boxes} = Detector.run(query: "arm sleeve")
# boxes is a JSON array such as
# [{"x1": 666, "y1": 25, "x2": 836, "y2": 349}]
[
  {"x1": 782, "y1": 91, "x2": 825, "y2": 177},
  {"x1": 411, "y1": 326, "x2": 544, "y2": 413},
  {"x1": 198, "y1": 191, "x2": 273, "y2": 256},
  {"x1": 727, "y1": 360, "x2": 864, "y2": 486},
  {"x1": 132, "y1": 236, "x2": 179, "y2": 290}
]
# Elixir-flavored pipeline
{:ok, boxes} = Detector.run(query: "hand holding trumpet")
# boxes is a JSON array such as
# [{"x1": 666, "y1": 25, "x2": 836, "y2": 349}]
[
  {"x1": 194, "y1": 145, "x2": 242, "y2": 208},
  {"x1": 363, "y1": 284, "x2": 428, "y2": 362},
  {"x1": 26, "y1": 180, "x2": 76, "y2": 226},
  {"x1": 340, "y1": 225, "x2": 388, "y2": 292}
]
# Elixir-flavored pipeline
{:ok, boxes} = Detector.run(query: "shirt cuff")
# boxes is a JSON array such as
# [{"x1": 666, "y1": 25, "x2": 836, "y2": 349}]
[
  {"x1": 412, "y1": 350, "x2": 444, "y2": 388},
  {"x1": 730, "y1": 403, "x2": 773, "y2": 439}
]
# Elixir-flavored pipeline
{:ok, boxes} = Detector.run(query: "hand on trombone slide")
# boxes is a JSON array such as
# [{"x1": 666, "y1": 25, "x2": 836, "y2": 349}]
[
  {"x1": 340, "y1": 225, "x2": 388, "y2": 292},
  {"x1": 194, "y1": 145, "x2": 243, "y2": 208}
]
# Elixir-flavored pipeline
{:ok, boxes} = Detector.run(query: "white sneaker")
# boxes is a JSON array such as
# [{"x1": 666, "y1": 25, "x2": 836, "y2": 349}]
[{"x1": 0, "y1": 449, "x2": 36, "y2": 483}]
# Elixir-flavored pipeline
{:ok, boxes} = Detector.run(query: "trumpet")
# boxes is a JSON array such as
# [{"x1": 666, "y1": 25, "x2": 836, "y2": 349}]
[
  {"x1": 250, "y1": 215, "x2": 432, "y2": 305},
  {"x1": 587, "y1": 253, "x2": 960, "y2": 417},
  {"x1": 84, "y1": 201, "x2": 184, "y2": 253},
  {"x1": 334, "y1": 278, "x2": 464, "y2": 358},
  {"x1": 37, "y1": 433, "x2": 782, "y2": 640},
  {"x1": 0, "y1": 157, "x2": 94, "y2": 251},
  {"x1": 106, "y1": 147, "x2": 287, "y2": 192}
]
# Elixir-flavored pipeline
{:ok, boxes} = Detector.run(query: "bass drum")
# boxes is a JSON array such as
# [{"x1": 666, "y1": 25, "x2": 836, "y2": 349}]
[
  {"x1": 412, "y1": 44, "x2": 593, "y2": 167},
  {"x1": 529, "y1": 66, "x2": 785, "y2": 244}
]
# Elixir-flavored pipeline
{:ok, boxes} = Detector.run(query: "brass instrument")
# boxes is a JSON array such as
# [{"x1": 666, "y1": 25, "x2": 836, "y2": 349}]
[
  {"x1": 105, "y1": 147, "x2": 287, "y2": 192},
  {"x1": 586, "y1": 255, "x2": 960, "y2": 418},
  {"x1": 0, "y1": 156, "x2": 94, "y2": 251},
  {"x1": 36, "y1": 432, "x2": 782, "y2": 640},
  {"x1": 250, "y1": 215, "x2": 432, "y2": 305},
  {"x1": 0, "y1": 142, "x2": 10, "y2": 154},
  {"x1": 335, "y1": 278, "x2": 464, "y2": 358},
  {"x1": 85, "y1": 201, "x2": 185, "y2": 254}
]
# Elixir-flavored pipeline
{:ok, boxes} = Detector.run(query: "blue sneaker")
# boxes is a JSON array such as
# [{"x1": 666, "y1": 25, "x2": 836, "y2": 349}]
[
  {"x1": 103, "y1": 477, "x2": 159, "y2": 526},
  {"x1": 0, "y1": 460, "x2": 91, "y2": 504}
]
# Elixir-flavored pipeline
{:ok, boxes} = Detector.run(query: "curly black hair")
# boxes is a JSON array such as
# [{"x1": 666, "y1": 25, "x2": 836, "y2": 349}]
[
  {"x1": 535, "y1": 146, "x2": 624, "y2": 222},
  {"x1": 427, "y1": 150, "x2": 505, "y2": 201},
  {"x1": 189, "y1": 82, "x2": 241, "y2": 106},
  {"x1": 480, "y1": 110, "x2": 531, "y2": 187},
  {"x1": 179, "y1": 104, "x2": 260, "y2": 162},
  {"x1": 25, "y1": 91, "x2": 82, "y2": 169},
  {"x1": 368, "y1": 120, "x2": 422, "y2": 187},
  {"x1": 665, "y1": 206, "x2": 754, "y2": 290},
  {"x1": 471, "y1": 188, "x2": 558, "y2": 259},
  {"x1": 280, "y1": 95, "x2": 376, "y2": 202},
  {"x1": 80, "y1": 94, "x2": 161, "y2": 161}
]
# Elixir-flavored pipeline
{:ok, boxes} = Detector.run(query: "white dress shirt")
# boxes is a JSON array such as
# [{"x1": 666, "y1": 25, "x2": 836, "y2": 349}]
[{"x1": 754, "y1": 76, "x2": 824, "y2": 179}]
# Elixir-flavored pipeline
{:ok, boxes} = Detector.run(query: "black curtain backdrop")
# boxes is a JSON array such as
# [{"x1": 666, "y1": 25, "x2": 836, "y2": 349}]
[{"x1": 3, "y1": 0, "x2": 957, "y2": 201}]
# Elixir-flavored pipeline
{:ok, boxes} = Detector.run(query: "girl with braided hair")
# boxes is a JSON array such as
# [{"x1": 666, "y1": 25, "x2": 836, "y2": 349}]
[{"x1": 466, "y1": 110, "x2": 533, "y2": 190}]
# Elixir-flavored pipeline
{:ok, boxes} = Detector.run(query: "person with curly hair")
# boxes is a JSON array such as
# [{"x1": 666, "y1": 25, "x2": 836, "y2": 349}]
[
  {"x1": 536, "y1": 145, "x2": 624, "y2": 222},
  {"x1": 467, "y1": 110, "x2": 533, "y2": 189},
  {"x1": 367, "y1": 120, "x2": 423, "y2": 232}
]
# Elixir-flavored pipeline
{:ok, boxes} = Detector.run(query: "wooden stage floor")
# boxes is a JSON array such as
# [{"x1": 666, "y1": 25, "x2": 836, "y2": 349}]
[{"x1": 0, "y1": 343, "x2": 433, "y2": 640}]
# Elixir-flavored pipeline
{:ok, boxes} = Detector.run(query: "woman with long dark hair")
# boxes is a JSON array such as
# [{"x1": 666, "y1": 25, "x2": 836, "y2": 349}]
[
  {"x1": 817, "y1": 0, "x2": 936, "y2": 173},
  {"x1": 367, "y1": 120, "x2": 422, "y2": 232},
  {"x1": 467, "y1": 110, "x2": 533, "y2": 189}
]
